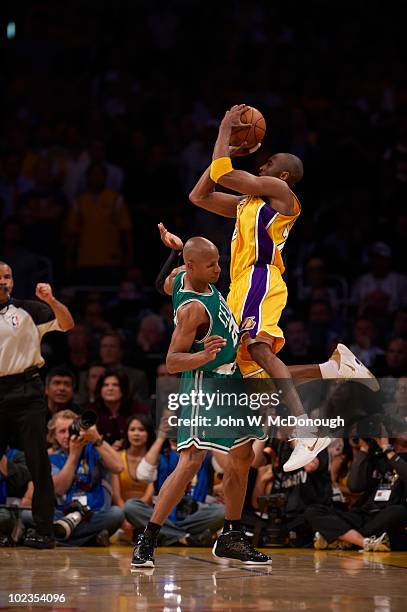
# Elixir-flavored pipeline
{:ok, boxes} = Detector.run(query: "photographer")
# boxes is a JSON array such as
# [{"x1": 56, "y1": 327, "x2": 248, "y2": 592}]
[
  {"x1": 0, "y1": 449, "x2": 31, "y2": 545},
  {"x1": 250, "y1": 440, "x2": 332, "y2": 547},
  {"x1": 23, "y1": 409, "x2": 124, "y2": 546},
  {"x1": 305, "y1": 428, "x2": 407, "y2": 551}
]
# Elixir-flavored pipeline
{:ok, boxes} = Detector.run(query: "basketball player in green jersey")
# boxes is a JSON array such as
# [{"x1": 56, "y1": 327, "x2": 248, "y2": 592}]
[{"x1": 131, "y1": 227, "x2": 271, "y2": 568}]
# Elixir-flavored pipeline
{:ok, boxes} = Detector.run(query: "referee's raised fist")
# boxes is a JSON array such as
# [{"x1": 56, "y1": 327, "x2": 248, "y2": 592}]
[{"x1": 35, "y1": 283, "x2": 54, "y2": 304}]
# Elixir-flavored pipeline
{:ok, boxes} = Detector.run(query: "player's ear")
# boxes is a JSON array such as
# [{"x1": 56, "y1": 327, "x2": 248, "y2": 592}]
[{"x1": 279, "y1": 171, "x2": 289, "y2": 182}]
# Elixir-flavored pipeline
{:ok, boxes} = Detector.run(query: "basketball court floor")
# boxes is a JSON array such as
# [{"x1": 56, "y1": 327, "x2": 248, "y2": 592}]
[{"x1": 1, "y1": 546, "x2": 406, "y2": 611}]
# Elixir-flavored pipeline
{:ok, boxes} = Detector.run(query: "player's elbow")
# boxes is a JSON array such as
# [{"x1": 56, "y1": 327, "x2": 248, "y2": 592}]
[
  {"x1": 166, "y1": 355, "x2": 179, "y2": 374},
  {"x1": 189, "y1": 190, "x2": 202, "y2": 207}
]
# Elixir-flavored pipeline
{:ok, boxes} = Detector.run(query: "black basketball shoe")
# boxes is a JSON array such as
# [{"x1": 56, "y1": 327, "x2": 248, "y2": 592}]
[
  {"x1": 131, "y1": 533, "x2": 155, "y2": 569},
  {"x1": 212, "y1": 531, "x2": 272, "y2": 565}
]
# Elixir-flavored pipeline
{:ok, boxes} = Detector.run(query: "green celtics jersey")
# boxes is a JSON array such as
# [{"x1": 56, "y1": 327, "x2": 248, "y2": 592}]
[{"x1": 172, "y1": 271, "x2": 239, "y2": 372}]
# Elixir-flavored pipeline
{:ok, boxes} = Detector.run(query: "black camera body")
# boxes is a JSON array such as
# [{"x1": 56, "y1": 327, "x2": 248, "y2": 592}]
[
  {"x1": 69, "y1": 410, "x2": 97, "y2": 437},
  {"x1": 256, "y1": 493, "x2": 288, "y2": 547}
]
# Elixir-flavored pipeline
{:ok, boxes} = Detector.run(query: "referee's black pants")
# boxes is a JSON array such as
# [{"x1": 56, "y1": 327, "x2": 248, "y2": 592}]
[{"x1": 0, "y1": 375, "x2": 54, "y2": 536}]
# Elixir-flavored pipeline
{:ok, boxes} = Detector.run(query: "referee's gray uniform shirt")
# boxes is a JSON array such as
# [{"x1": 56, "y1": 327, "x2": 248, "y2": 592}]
[{"x1": 0, "y1": 299, "x2": 62, "y2": 376}]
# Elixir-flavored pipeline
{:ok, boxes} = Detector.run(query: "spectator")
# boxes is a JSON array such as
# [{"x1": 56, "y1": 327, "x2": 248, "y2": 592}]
[
  {"x1": 29, "y1": 409, "x2": 125, "y2": 546},
  {"x1": 298, "y1": 258, "x2": 340, "y2": 312},
  {"x1": 66, "y1": 162, "x2": 133, "y2": 284},
  {"x1": 17, "y1": 157, "x2": 66, "y2": 272},
  {"x1": 64, "y1": 324, "x2": 91, "y2": 387},
  {"x1": 45, "y1": 367, "x2": 82, "y2": 420},
  {"x1": 349, "y1": 318, "x2": 384, "y2": 369},
  {"x1": 77, "y1": 363, "x2": 106, "y2": 407},
  {"x1": 279, "y1": 317, "x2": 322, "y2": 364},
  {"x1": 392, "y1": 308, "x2": 407, "y2": 341},
  {"x1": 132, "y1": 314, "x2": 168, "y2": 388},
  {"x1": 111, "y1": 415, "x2": 156, "y2": 541},
  {"x1": 99, "y1": 332, "x2": 148, "y2": 400},
  {"x1": 77, "y1": 140, "x2": 124, "y2": 195},
  {"x1": 0, "y1": 153, "x2": 33, "y2": 221},
  {"x1": 83, "y1": 300, "x2": 112, "y2": 336},
  {"x1": 261, "y1": 441, "x2": 332, "y2": 547},
  {"x1": 308, "y1": 300, "x2": 341, "y2": 359},
  {"x1": 0, "y1": 449, "x2": 31, "y2": 546},
  {"x1": 377, "y1": 338, "x2": 407, "y2": 378},
  {"x1": 305, "y1": 432, "x2": 407, "y2": 551},
  {"x1": 124, "y1": 439, "x2": 224, "y2": 547},
  {"x1": 93, "y1": 370, "x2": 150, "y2": 450},
  {"x1": 352, "y1": 243, "x2": 407, "y2": 315},
  {"x1": 0, "y1": 218, "x2": 42, "y2": 298}
]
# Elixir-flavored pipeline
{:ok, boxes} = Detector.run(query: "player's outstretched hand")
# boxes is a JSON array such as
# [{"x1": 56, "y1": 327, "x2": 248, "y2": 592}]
[
  {"x1": 230, "y1": 142, "x2": 262, "y2": 158},
  {"x1": 221, "y1": 104, "x2": 251, "y2": 129},
  {"x1": 158, "y1": 222, "x2": 184, "y2": 251},
  {"x1": 35, "y1": 283, "x2": 55, "y2": 304},
  {"x1": 202, "y1": 335, "x2": 227, "y2": 363}
]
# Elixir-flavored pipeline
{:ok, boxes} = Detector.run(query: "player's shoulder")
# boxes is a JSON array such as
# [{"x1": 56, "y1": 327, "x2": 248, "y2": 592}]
[{"x1": 176, "y1": 299, "x2": 207, "y2": 324}]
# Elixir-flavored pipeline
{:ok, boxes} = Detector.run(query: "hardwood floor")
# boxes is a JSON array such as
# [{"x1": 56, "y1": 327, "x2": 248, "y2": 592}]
[{"x1": 1, "y1": 546, "x2": 406, "y2": 611}]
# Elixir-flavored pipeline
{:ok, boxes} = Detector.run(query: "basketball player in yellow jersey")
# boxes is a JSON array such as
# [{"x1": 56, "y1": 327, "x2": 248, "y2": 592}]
[{"x1": 190, "y1": 104, "x2": 379, "y2": 471}]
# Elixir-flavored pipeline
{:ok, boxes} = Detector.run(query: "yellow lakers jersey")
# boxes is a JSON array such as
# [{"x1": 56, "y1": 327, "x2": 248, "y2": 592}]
[{"x1": 230, "y1": 193, "x2": 301, "y2": 281}]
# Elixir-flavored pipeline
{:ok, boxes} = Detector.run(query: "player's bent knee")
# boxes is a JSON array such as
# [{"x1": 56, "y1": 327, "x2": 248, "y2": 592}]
[
  {"x1": 229, "y1": 443, "x2": 255, "y2": 467},
  {"x1": 179, "y1": 448, "x2": 205, "y2": 473}
]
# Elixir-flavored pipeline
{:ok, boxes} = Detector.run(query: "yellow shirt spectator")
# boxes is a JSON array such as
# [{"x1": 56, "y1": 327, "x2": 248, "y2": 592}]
[{"x1": 68, "y1": 188, "x2": 132, "y2": 268}]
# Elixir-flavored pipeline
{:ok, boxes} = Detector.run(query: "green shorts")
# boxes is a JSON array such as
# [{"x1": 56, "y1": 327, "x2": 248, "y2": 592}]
[{"x1": 176, "y1": 368, "x2": 267, "y2": 455}]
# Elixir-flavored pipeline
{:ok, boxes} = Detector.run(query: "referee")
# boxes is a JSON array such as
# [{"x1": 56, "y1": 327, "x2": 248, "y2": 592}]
[{"x1": 0, "y1": 261, "x2": 74, "y2": 548}]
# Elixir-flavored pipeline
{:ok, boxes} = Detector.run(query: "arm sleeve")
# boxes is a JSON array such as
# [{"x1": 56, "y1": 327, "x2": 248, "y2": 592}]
[
  {"x1": 136, "y1": 458, "x2": 158, "y2": 483},
  {"x1": 14, "y1": 300, "x2": 63, "y2": 337},
  {"x1": 155, "y1": 249, "x2": 183, "y2": 295}
]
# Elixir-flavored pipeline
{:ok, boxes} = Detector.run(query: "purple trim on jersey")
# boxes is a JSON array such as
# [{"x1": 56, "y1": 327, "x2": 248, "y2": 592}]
[
  {"x1": 240, "y1": 265, "x2": 268, "y2": 339},
  {"x1": 257, "y1": 204, "x2": 277, "y2": 265}
]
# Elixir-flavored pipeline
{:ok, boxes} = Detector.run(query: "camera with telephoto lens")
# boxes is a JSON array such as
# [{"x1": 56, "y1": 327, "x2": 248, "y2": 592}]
[
  {"x1": 69, "y1": 410, "x2": 97, "y2": 437},
  {"x1": 256, "y1": 493, "x2": 288, "y2": 547},
  {"x1": 53, "y1": 500, "x2": 93, "y2": 540}
]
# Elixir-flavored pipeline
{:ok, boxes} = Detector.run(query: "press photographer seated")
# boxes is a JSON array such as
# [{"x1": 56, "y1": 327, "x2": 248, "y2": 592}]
[
  {"x1": 249, "y1": 439, "x2": 332, "y2": 547},
  {"x1": 0, "y1": 449, "x2": 31, "y2": 546},
  {"x1": 305, "y1": 429, "x2": 407, "y2": 552},
  {"x1": 22, "y1": 409, "x2": 125, "y2": 546}
]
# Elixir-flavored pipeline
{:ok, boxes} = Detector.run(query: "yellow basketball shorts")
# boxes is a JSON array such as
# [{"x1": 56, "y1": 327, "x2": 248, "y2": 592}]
[{"x1": 227, "y1": 264, "x2": 288, "y2": 378}]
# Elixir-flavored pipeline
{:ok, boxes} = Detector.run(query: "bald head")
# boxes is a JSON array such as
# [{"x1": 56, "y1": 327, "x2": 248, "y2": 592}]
[
  {"x1": 277, "y1": 153, "x2": 303, "y2": 187},
  {"x1": 261, "y1": 153, "x2": 303, "y2": 188},
  {"x1": 183, "y1": 237, "x2": 219, "y2": 264}
]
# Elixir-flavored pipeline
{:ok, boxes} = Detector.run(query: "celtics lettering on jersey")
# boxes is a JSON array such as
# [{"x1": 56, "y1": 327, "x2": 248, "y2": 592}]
[{"x1": 172, "y1": 272, "x2": 239, "y2": 372}]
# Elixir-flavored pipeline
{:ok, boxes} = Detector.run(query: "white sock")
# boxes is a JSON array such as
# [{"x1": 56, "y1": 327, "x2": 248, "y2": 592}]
[{"x1": 319, "y1": 360, "x2": 339, "y2": 379}]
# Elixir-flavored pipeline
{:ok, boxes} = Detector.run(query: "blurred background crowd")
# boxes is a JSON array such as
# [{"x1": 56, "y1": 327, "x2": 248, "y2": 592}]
[{"x1": 1, "y1": 1, "x2": 407, "y2": 549}]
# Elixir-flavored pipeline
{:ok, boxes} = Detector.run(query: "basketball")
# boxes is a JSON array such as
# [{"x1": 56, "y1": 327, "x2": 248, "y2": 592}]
[{"x1": 230, "y1": 106, "x2": 266, "y2": 149}]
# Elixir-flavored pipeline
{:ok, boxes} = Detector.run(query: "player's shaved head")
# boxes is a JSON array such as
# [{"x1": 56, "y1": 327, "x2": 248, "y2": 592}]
[
  {"x1": 261, "y1": 153, "x2": 304, "y2": 188},
  {"x1": 183, "y1": 237, "x2": 218, "y2": 263},
  {"x1": 276, "y1": 153, "x2": 303, "y2": 186}
]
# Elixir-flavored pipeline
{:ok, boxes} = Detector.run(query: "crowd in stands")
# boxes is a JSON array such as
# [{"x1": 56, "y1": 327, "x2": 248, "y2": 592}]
[{"x1": 1, "y1": 2, "x2": 407, "y2": 550}]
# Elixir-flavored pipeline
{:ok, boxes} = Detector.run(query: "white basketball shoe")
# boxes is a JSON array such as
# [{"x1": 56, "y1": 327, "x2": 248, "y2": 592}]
[{"x1": 330, "y1": 344, "x2": 380, "y2": 391}]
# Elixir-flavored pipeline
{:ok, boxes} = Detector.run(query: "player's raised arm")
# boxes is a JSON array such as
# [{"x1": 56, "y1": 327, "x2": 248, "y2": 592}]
[
  {"x1": 166, "y1": 302, "x2": 225, "y2": 373},
  {"x1": 155, "y1": 223, "x2": 185, "y2": 295},
  {"x1": 210, "y1": 105, "x2": 302, "y2": 216},
  {"x1": 189, "y1": 166, "x2": 241, "y2": 218}
]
